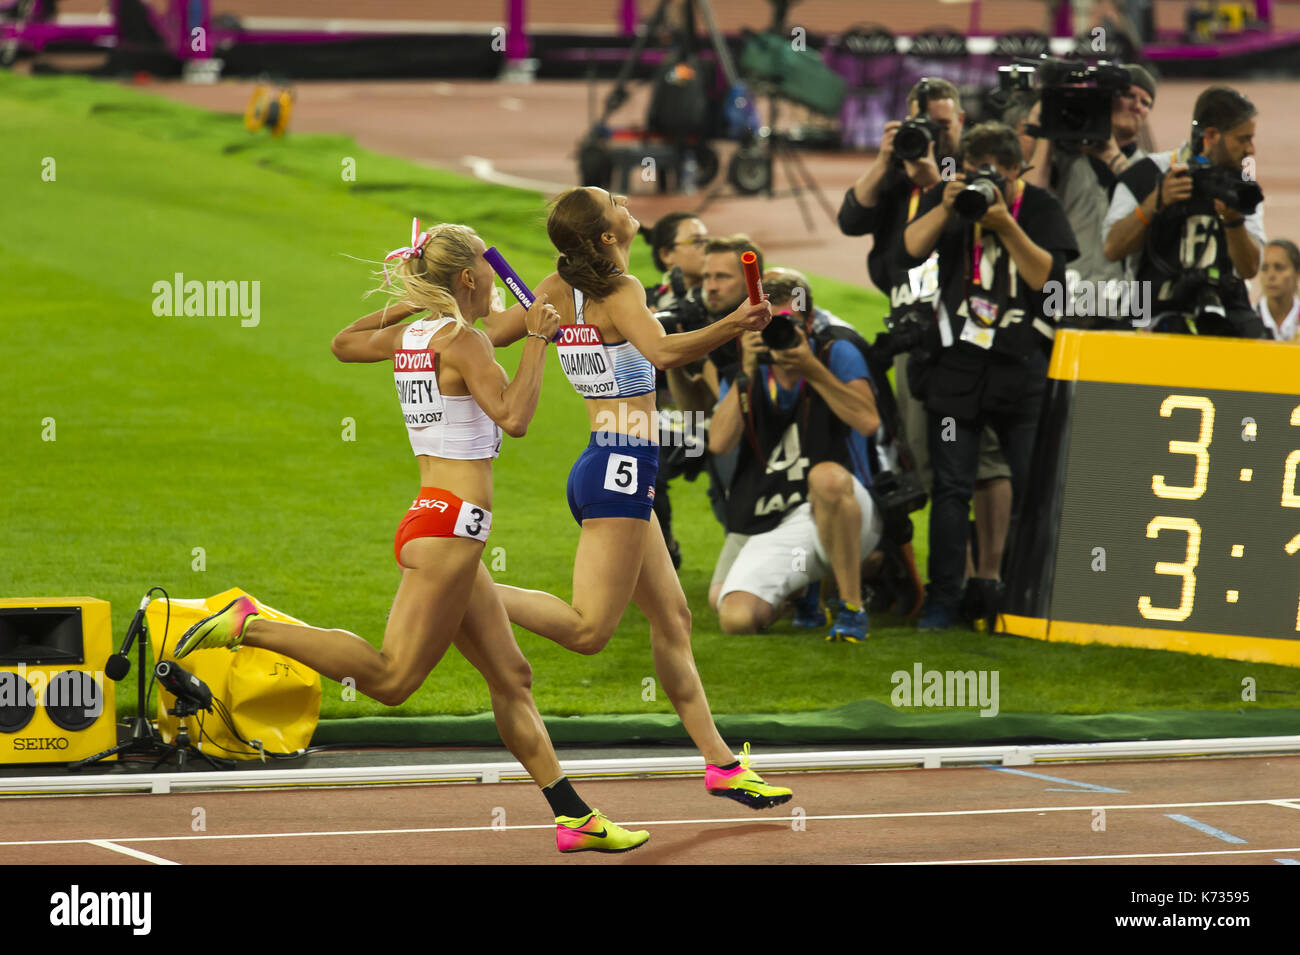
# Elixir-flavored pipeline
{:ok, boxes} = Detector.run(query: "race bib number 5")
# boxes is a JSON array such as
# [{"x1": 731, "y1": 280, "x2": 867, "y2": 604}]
[
  {"x1": 455, "y1": 501, "x2": 492, "y2": 542},
  {"x1": 604, "y1": 454, "x2": 638, "y2": 496}
]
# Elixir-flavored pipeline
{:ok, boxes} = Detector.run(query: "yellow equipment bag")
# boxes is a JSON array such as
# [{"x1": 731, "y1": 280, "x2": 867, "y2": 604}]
[{"x1": 147, "y1": 588, "x2": 320, "y2": 760}]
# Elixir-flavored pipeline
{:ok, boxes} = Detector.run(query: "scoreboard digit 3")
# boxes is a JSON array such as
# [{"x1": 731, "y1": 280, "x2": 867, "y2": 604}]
[{"x1": 1000, "y1": 329, "x2": 1300, "y2": 665}]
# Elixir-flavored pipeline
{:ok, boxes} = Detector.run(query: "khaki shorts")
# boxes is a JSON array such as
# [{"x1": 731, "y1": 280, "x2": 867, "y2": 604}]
[{"x1": 893, "y1": 352, "x2": 1012, "y2": 492}]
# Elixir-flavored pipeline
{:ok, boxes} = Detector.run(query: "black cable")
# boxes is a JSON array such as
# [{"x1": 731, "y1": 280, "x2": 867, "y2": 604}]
[
  {"x1": 200, "y1": 695, "x2": 312, "y2": 760},
  {"x1": 139, "y1": 586, "x2": 169, "y2": 723}
]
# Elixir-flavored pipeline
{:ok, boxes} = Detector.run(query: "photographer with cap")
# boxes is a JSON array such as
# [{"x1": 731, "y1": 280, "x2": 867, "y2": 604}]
[
  {"x1": 706, "y1": 272, "x2": 883, "y2": 641},
  {"x1": 902, "y1": 122, "x2": 1079, "y2": 631},
  {"x1": 640, "y1": 213, "x2": 714, "y2": 569},
  {"x1": 1018, "y1": 63, "x2": 1157, "y2": 324},
  {"x1": 1103, "y1": 85, "x2": 1267, "y2": 338}
]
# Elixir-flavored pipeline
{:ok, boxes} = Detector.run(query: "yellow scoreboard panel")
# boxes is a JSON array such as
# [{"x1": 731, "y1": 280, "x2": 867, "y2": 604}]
[{"x1": 998, "y1": 330, "x2": 1300, "y2": 666}]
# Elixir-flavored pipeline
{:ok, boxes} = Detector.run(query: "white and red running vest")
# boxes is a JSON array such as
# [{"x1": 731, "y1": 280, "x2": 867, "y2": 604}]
[{"x1": 394, "y1": 317, "x2": 502, "y2": 459}]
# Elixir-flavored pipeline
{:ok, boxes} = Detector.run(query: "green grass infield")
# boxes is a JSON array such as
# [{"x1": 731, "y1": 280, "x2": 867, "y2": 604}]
[{"x1": 1, "y1": 73, "x2": 1295, "y2": 747}]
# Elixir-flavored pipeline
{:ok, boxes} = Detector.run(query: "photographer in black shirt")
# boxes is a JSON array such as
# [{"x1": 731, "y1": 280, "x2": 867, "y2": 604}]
[
  {"x1": 838, "y1": 77, "x2": 963, "y2": 300},
  {"x1": 839, "y1": 78, "x2": 1016, "y2": 615},
  {"x1": 903, "y1": 122, "x2": 1079, "y2": 630},
  {"x1": 1102, "y1": 85, "x2": 1266, "y2": 338}
]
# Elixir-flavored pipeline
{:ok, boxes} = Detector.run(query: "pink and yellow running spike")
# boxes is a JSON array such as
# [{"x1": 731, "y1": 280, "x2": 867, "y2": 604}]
[
  {"x1": 173, "y1": 596, "x2": 261, "y2": 658},
  {"x1": 706, "y1": 742, "x2": 793, "y2": 810},
  {"x1": 555, "y1": 809, "x2": 649, "y2": 854}
]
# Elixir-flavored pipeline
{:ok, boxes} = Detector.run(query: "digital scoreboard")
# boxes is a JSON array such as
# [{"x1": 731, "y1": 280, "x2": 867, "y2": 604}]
[{"x1": 1000, "y1": 330, "x2": 1300, "y2": 666}]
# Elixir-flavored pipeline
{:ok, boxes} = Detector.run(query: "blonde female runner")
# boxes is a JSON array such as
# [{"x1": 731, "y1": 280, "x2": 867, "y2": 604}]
[
  {"x1": 175, "y1": 220, "x2": 647, "y2": 854},
  {"x1": 489, "y1": 188, "x2": 793, "y2": 809}
]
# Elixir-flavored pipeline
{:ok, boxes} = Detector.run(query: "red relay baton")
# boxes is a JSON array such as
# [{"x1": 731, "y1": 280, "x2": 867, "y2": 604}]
[{"x1": 741, "y1": 251, "x2": 763, "y2": 304}]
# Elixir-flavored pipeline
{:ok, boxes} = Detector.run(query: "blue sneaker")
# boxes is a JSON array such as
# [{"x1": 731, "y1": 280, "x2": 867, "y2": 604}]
[
  {"x1": 825, "y1": 598, "x2": 870, "y2": 643},
  {"x1": 792, "y1": 582, "x2": 826, "y2": 628},
  {"x1": 917, "y1": 600, "x2": 959, "y2": 632}
]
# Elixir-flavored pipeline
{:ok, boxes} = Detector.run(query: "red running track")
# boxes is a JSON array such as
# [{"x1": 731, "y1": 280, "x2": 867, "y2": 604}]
[{"x1": 3, "y1": 754, "x2": 1298, "y2": 865}]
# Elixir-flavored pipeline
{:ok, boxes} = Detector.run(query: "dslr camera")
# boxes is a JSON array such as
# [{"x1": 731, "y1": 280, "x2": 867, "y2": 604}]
[
  {"x1": 761, "y1": 310, "x2": 803, "y2": 352},
  {"x1": 870, "y1": 309, "x2": 935, "y2": 363},
  {"x1": 1148, "y1": 266, "x2": 1235, "y2": 334},
  {"x1": 1187, "y1": 122, "x2": 1263, "y2": 215},
  {"x1": 651, "y1": 266, "x2": 711, "y2": 333},
  {"x1": 1190, "y1": 162, "x2": 1262, "y2": 214},
  {"x1": 953, "y1": 164, "x2": 1007, "y2": 221},
  {"x1": 894, "y1": 79, "x2": 943, "y2": 162},
  {"x1": 997, "y1": 56, "x2": 1130, "y2": 147}
]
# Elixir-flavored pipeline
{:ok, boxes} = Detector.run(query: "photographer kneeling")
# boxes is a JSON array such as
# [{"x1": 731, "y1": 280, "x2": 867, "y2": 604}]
[
  {"x1": 707, "y1": 275, "x2": 883, "y2": 641},
  {"x1": 902, "y1": 122, "x2": 1079, "y2": 630},
  {"x1": 1102, "y1": 85, "x2": 1266, "y2": 337}
]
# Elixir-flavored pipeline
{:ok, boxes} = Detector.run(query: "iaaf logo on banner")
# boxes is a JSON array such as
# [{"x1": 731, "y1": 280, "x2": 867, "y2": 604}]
[
  {"x1": 557, "y1": 325, "x2": 602, "y2": 345},
  {"x1": 394, "y1": 350, "x2": 434, "y2": 371}
]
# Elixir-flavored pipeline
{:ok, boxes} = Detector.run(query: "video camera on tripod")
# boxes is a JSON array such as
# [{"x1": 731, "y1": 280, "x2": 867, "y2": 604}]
[{"x1": 997, "y1": 55, "x2": 1131, "y2": 147}]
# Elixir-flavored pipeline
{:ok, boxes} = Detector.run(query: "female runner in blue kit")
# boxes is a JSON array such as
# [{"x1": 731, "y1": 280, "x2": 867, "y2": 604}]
[{"x1": 490, "y1": 188, "x2": 794, "y2": 808}]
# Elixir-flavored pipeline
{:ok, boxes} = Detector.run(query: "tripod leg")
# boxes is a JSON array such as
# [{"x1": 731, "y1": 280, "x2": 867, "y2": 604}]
[
  {"x1": 784, "y1": 142, "x2": 839, "y2": 226},
  {"x1": 775, "y1": 142, "x2": 816, "y2": 231},
  {"x1": 599, "y1": 0, "x2": 672, "y2": 122}
]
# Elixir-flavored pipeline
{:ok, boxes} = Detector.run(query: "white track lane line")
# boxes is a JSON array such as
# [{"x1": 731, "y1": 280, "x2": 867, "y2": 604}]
[
  {"x1": 4, "y1": 795, "x2": 1299, "y2": 848},
  {"x1": 87, "y1": 840, "x2": 180, "y2": 865},
  {"x1": 461, "y1": 155, "x2": 571, "y2": 194},
  {"x1": 875, "y1": 846, "x2": 1300, "y2": 865}
]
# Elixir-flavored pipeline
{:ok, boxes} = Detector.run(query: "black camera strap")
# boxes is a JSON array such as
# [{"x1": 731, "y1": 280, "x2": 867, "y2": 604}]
[
  {"x1": 962, "y1": 183, "x2": 1024, "y2": 329},
  {"x1": 735, "y1": 372, "x2": 767, "y2": 463}
]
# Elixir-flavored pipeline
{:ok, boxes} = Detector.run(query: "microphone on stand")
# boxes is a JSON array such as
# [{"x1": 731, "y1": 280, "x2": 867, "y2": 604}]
[{"x1": 105, "y1": 592, "x2": 151, "y2": 682}]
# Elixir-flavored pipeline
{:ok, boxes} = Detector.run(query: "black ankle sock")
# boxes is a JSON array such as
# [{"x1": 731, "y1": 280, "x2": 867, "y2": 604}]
[
  {"x1": 542, "y1": 777, "x2": 591, "y2": 818},
  {"x1": 716, "y1": 760, "x2": 740, "y2": 771}
]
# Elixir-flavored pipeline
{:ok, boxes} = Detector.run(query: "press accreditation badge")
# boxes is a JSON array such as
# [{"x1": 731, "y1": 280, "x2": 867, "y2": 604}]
[
  {"x1": 960, "y1": 297, "x2": 997, "y2": 350},
  {"x1": 394, "y1": 348, "x2": 445, "y2": 426},
  {"x1": 556, "y1": 325, "x2": 618, "y2": 397}
]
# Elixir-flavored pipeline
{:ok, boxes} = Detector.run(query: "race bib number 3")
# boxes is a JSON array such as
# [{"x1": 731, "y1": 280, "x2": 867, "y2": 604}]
[
  {"x1": 604, "y1": 454, "x2": 638, "y2": 495},
  {"x1": 455, "y1": 501, "x2": 492, "y2": 542}
]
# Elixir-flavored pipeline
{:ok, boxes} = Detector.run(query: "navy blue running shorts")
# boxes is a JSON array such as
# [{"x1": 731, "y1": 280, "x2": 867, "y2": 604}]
[{"x1": 566, "y1": 432, "x2": 659, "y2": 524}]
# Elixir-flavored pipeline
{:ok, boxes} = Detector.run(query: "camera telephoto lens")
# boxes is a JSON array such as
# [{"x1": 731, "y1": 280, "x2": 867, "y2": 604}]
[
  {"x1": 761, "y1": 313, "x2": 801, "y2": 351},
  {"x1": 954, "y1": 179, "x2": 998, "y2": 221},
  {"x1": 894, "y1": 121, "x2": 934, "y2": 162}
]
